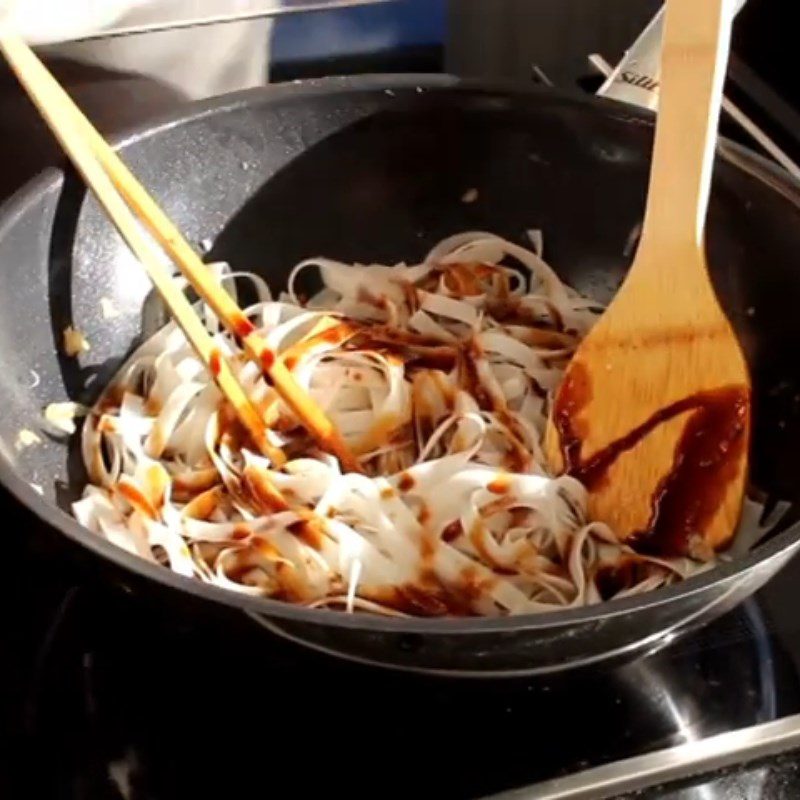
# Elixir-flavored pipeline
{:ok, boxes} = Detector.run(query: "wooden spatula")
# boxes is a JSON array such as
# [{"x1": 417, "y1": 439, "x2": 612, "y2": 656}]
[{"x1": 544, "y1": 0, "x2": 750, "y2": 560}]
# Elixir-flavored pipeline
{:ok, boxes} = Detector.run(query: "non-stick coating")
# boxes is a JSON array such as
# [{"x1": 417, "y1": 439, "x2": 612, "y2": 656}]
[{"x1": 2, "y1": 75, "x2": 800, "y2": 675}]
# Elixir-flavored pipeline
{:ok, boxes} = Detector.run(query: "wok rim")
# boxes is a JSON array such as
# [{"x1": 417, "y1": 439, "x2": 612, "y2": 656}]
[{"x1": 1, "y1": 72, "x2": 798, "y2": 637}]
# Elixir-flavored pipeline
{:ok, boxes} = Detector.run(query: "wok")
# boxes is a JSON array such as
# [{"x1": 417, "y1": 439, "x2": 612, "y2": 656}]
[{"x1": 1, "y1": 75, "x2": 800, "y2": 677}]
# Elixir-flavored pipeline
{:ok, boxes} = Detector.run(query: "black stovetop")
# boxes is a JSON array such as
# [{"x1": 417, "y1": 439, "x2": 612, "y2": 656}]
[{"x1": 5, "y1": 490, "x2": 800, "y2": 800}]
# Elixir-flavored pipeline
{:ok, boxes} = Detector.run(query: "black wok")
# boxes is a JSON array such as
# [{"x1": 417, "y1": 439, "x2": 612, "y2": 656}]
[{"x1": 2, "y1": 75, "x2": 800, "y2": 677}]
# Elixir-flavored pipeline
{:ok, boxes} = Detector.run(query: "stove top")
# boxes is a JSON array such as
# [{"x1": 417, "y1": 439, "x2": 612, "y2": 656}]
[{"x1": 4, "y1": 495, "x2": 800, "y2": 800}]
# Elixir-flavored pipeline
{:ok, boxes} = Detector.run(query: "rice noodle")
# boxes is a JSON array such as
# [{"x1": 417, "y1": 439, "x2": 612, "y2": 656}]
[{"x1": 75, "y1": 234, "x2": 712, "y2": 617}]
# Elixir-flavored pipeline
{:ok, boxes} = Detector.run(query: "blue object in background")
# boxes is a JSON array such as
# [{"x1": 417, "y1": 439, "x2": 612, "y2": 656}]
[{"x1": 272, "y1": 0, "x2": 446, "y2": 64}]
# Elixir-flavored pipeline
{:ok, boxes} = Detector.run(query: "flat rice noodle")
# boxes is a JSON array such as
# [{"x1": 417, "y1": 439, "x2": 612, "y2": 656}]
[{"x1": 71, "y1": 231, "x2": 732, "y2": 618}]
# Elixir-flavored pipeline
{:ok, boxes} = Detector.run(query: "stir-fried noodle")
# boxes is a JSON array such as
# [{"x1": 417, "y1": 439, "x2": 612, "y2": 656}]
[{"x1": 74, "y1": 233, "x2": 711, "y2": 617}]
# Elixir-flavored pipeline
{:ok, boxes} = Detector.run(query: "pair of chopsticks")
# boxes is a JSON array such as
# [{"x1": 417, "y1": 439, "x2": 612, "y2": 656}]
[{"x1": 0, "y1": 34, "x2": 363, "y2": 483}]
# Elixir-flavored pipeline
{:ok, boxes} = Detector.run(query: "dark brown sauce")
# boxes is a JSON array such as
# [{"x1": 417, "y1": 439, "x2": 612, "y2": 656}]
[
  {"x1": 469, "y1": 520, "x2": 496, "y2": 566},
  {"x1": 278, "y1": 322, "x2": 356, "y2": 375},
  {"x1": 371, "y1": 578, "x2": 479, "y2": 617},
  {"x1": 251, "y1": 536, "x2": 280, "y2": 559},
  {"x1": 97, "y1": 416, "x2": 118, "y2": 434},
  {"x1": 259, "y1": 348, "x2": 276, "y2": 373},
  {"x1": 405, "y1": 348, "x2": 459, "y2": 372},
  {"x1": 412, "y1": 375, "x2": 435, "y2": 445},
  {"x1": 98, "y1": 384, "x2": 125, "y2": 414},
  {"x1": 224, "y1": 562, "x2": 256, "y2": 586},
  {"x1": 209, "y1": 348, "x2": 222, "y2": 378},
  {"x1": 494, "y1": 271, "x2": 511, "y2": 300},
  {"x1": 145, "y1": 396, "x2": 163, "y2": 416},
  {"x1": 528, "y1": 376, "x2": 548, "y2": 400},
  {"x1": 231, "y1": 314, "x2": 256, "y2": 341},
  {"x1": 185, "y1": 490, "x2": 221, "y2": 523},
  {"x1": 419, "y1": 532, "x2": 437, "y2": 563},
  {"x1": 276, "y1": 561, "x2": 312, "y2": 603},
  {"x1": 359, "y1": 325, "x2": 445, "y2": 349},
  {"x1": 459, "y1": 343, "x2": 528, "y2": 472},
  {"x1": 352, "y1": 510, "x2": 495, "y2": 616},
  {"x1": 553, "y1": 362, "x2": 750, "y2": 557},
  {"x1": 398, "y1": 585, "x2": 456, "y2": 617},
  {"x1": 232, "y1": 524, "x2": 251, "y2": 541},
  {"x1": 594, "y1": 558, "x2": 652, "y2": 602},
  {"x1": 241, "y1": 465, "x2": 289, "y2": 513},
  {"x1": 486, "y1": 297, "x2": 565, "y2": 332},
  {"x1": 353, "y1": 339, "x2": 458, "y2": 372},
  {"x1": 398, "y1": 473, "x2": 415, "y2": 492},
  {"x1": 458, "y1": 342, "x2": 495, "y2": 411},
  {"x1": 400, "y1": 280, "x2": 419, "y2": 312},
  {"x1": 459, "y1": 566, "x2": 497, "y2": 603},
  {"x1": 442, "y1": 520, "x2": 462, "y2": 543},
  {"x1": 515, "y1": 327, "x2": 578, "y2": 351},
  {"x1": 417, "y1": 504, "x2": 432, "y2": 525},
  {"x1": 552, "y1": 361, "x2": 593, "y2": 474},
  {"x1": 442, "y1": 264, "x2": 480, "y2": 296},
  {"x1": 439, "y1": 262, "x2": 499, "y2": 297},
  {"x1": 116, "y1": 481, "x2": 157, "y2": 520},
  {"x1": 431, "y1": 371, "x2": 456, "y2": 410},
  {"x1": 287, "y1": 518, "x2": 325, "y2": 551},
  {"x1": 351, "y1": 325, "x2": 459, "y2": 371},
  {"x1": 495, "y1": 410, "x2": 533, "y2": 473}
]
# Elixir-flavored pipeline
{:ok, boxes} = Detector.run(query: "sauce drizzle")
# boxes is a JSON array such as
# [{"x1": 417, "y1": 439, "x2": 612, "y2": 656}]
[
  {"x1": 554, "y1": 362, "x2": 749, "y2": 557},
  {"x1": 288, "y1": 518, "x2": 325, "y2": 551},
  {"x1": 259, "y1": 348, "x2": 276, "y2": 372},
  {"x1": 209, "y1": 348, "x2": 222, "y2": 378},
  {"x1": 398, "y1": 473, "x2": 415, "y2": 492},
  {"x1": 231, "y1": 314, "x2": 256, "y2": 341}
]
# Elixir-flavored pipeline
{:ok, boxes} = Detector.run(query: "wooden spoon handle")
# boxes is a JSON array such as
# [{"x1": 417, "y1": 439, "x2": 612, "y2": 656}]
[{"x1": 638, "y1": 0, "x2": 735, "y2": 256}]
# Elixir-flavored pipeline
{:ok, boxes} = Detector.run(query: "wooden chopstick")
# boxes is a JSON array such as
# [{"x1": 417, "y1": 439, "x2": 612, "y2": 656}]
[
  {"x1": 0, "y1": 34, "x2": 363, "y2": 475},
  {"x1": 0, "y1": 34, "x2": 290, "y2": 494}
]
